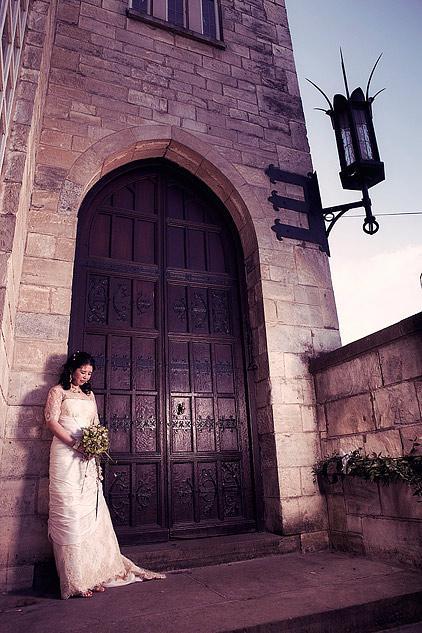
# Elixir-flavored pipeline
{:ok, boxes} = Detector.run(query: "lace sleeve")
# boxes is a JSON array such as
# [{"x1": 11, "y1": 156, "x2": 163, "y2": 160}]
[{"x1": 44, "y1": 385, "x2": 64, "y2": 424}]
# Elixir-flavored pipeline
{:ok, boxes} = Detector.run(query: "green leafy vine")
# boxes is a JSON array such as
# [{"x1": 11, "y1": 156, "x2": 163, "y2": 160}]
[{"x1": 313, "y1": 438, "x2": 422, "y2": 498}]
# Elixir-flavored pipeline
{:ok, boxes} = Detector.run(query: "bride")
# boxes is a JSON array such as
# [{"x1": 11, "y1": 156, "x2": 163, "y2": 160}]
[{"x1": 45, "y1": 351, "x2": 165, "y2": 599}]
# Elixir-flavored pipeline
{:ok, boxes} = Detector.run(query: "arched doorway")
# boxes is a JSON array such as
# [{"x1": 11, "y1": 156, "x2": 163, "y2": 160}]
[{"x1": 70, "y1": 161, "x2": 257, "y2": 543}]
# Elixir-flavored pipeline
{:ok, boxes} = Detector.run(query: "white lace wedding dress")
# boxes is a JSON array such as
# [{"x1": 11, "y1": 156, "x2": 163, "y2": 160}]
[{"x1": 45, "y1": 385, "x2": 165, "y2": 599}]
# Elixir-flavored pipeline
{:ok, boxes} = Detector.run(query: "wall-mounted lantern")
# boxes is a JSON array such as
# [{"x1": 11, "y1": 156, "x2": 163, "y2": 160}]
[
  {"x1": 332, "y1": 87, "x2": 384, "y2": 191},
  {"x1": 266, "y1": 52, "x2": 386, "y2": 253},
  {"x1": 307, "y1": 51, "x2": 385, "y2": 236}
]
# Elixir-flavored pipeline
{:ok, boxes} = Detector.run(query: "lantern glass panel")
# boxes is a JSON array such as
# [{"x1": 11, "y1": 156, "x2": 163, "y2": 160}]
[
  {"x1": 352, "y1": 108, "x2": 373, "y2": 160},
  {"x1": 338, "y1": 111, "x2": 355, "y2": 166}
]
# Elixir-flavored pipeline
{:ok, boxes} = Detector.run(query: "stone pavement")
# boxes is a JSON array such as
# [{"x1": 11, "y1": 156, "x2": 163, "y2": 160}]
[{"x1": 1, "y1": 552, "x2": 422, "y2": 633}]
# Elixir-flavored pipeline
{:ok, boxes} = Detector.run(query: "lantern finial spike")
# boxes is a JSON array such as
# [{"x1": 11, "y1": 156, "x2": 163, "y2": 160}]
[
  {"x1": 340, "y1": 47, "x2": 350, "y2": 99},
  {"x1": 305, "y1": 78, "x2": 333, "y2": 111},
  {"x1": 366, "y1": 53, "x2": 383, "y2": 101},
  {"x1": 369, "y1": 88, "x2": 386, "y2": 105}
]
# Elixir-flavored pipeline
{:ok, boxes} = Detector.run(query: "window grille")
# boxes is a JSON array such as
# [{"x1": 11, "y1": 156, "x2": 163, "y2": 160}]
[
  {"x1": 129, "y1": 0, "x2": 222, "y2": 41},
  {"x1": 0, "y1": 0, "x2": 29, "y2": 174}
]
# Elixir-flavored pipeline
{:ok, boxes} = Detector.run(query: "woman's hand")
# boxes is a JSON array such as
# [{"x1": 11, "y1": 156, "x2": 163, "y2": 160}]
[{"x1": 72, "y1": 440, "x2": 91, "y2": 459}]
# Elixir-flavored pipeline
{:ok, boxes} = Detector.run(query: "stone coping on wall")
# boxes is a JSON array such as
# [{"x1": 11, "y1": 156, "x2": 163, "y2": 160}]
[{"x1": 309, "y1": 311, "x2": 422, "y2": 373}]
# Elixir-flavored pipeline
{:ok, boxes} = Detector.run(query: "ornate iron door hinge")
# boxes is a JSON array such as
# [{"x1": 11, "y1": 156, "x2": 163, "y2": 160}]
[{"x1": 265, "y1": 165, "x2": 330, "y2": 255}]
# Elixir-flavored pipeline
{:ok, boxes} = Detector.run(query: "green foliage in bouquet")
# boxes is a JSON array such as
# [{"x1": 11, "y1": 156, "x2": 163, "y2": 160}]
[
  {"x1": 313, "y1": 438, "x2": 422, "y2": 498},
  {"x1": 80, "y1": 425, "x2": 113, "y2": 516},
  {"x1": 81, "y1": 424, "x2": 110, "y2": 458}
]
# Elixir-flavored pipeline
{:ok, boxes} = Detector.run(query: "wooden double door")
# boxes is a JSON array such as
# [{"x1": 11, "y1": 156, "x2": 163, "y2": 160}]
[{"x1": 70, "y1": 163, "x2": 257, "y2": 543}]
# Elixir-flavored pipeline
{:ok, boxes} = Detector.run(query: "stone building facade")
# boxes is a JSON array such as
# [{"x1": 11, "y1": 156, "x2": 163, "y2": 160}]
[{"x1": 0, "y1": 0, "x2": 340, "y2": 590}]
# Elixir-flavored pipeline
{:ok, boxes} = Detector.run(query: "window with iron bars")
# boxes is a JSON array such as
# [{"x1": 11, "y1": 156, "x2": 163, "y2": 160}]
[
  {"x1": 0, "y1": 0, "x2": 29, "y2": 174},
  {"x1": 128, "y1": 0, "x2": 223, "y2": 43}
]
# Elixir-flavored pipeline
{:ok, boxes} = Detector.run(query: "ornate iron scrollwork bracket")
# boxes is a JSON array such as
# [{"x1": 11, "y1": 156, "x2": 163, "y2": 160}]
[
  {"x1": 109, "y1": 414, "x2": 131, "y2": 432},
  {"x1": 196, "y1": 416, "x2": 215, "y2": 432},
  {"x1": 266, "y1": 165, "x2": 380, "y2": 250},
  {"x1": 265, "y1": 165, "x2": 330, "y2": 255},
  {"x1": 321, "y1": 183, "x2": 379, "y2": 237},
  {"x1": 219, "y1": 416, "x2": 238, "y2": 432},
  {"x1": 168, "y1": 417, "x2": 192, "y2": 431}
]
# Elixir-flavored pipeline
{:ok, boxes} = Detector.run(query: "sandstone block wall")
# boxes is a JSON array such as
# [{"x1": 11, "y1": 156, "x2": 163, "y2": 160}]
[
  {"x1": 311, "y1": 312, "x2": 422, "y2": 567},
  {"x1": 0, "y1": 0, "x2": 59, "y2": 591},
  {"x1": 0, "y1": 0, "x2": 341, "y2": 590}
]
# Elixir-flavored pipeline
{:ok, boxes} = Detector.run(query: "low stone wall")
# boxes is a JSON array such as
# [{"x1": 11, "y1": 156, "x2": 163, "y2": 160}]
[{"x1": 310, "y1": 312, "x2": 422, "y2": 568}]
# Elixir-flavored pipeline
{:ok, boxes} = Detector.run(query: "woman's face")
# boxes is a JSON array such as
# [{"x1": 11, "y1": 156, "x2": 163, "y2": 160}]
[{"x1": 72, "y1": 364, "x2": 93, "y2": 386}]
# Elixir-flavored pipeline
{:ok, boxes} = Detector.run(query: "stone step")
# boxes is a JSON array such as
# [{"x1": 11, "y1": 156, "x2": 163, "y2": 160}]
[
  {"x1": 228, "y1": 592, "x2": 422, "y2": 633},
  {"x1": 121, "y1": 532, "x2": 301, "y2": 572},
  {"x1": 7, "y1": 552, "x2": 422, "y2": 633},
  {"x1": 33, "y1": 532, "x2": 300, "y2": 593}
]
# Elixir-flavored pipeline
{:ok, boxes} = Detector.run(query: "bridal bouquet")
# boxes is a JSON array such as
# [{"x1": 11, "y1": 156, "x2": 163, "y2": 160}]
[
  {"x1": 81, "y1": 424, "x2": 110, "y2": 461},
  {"x1": 80, "y1": 425, "x2": 113, "y2": 516}
]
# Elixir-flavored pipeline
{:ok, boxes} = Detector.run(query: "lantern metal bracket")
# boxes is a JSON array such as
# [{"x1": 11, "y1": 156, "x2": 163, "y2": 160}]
[
  {"x1": 322, "y1": 184, "x2": 379, "y2": 237},
  {"x1": 266, "y1": 166, "x2": 380, "y2": 254},
  {"x1": 265, "y1": 165, "x2": 330, "y2": 255}
]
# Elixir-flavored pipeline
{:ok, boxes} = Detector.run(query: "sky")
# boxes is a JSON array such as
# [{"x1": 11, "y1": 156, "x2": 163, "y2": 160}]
[{"x1": 285, "y1": 0, "x2": 422, "y2": 344}]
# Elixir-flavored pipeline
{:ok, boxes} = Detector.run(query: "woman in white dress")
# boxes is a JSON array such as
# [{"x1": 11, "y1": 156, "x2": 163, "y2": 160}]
[{"x1": 45, "y1": 351, "x2": 165, "y2": 599}]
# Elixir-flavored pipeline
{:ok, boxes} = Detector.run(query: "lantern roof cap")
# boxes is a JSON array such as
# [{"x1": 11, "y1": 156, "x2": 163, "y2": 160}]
[{"x1": 306, "y1": 50, "x2": 385, "y2": 114}]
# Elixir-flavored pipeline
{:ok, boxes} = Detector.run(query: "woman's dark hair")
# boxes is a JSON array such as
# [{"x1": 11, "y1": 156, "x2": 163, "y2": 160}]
[{"x1": 59, "y1": 351, "x2": 96, "y2": 394}]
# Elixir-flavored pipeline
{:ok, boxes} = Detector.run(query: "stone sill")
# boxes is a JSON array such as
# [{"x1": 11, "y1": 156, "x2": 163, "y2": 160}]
[
  {"x1": 126, "y1": 9, "x2": 226, "y2": 50},
  {"x1": 310, "y1": 311, "x2": 422, "y2": 373}
]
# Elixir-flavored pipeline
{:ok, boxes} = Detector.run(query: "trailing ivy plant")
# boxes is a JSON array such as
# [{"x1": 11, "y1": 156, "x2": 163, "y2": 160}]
[{"x1": 313, "y1": 438, "x2": 422, "y2": 498}]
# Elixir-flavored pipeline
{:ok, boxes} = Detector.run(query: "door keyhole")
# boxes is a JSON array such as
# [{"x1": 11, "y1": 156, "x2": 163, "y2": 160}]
[{"x1": 176, "y1": 402, "x2": 185, "y2": 415}]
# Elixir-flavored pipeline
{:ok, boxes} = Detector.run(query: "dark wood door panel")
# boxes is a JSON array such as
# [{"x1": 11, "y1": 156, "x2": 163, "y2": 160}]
[{"x1": 71, "y1": 164, "x2": 256, "y2": 542}]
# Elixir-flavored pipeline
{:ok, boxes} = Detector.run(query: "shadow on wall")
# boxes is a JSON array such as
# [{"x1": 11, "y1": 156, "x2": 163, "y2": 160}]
[{"x1": 1, "y1": 354, "x2": 66, "y2": 595}]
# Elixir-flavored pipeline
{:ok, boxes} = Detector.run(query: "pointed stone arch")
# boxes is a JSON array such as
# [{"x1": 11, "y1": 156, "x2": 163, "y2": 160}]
[
  {"x1": 61, "y1": 126, "x2": 268, "y2": 531},
  {"x1": 58, "y1": 125, "x2": 263, "y2": 259},
  {"x1": 69, "y1": 160, "x2": 263, "y2": 538}
]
